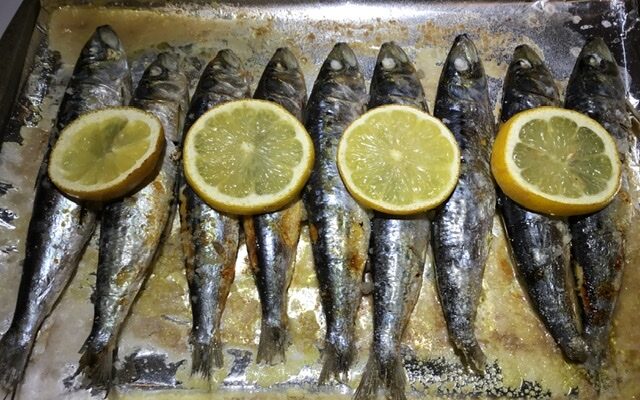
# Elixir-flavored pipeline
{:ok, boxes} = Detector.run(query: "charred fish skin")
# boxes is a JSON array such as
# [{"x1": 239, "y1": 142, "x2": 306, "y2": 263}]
[
  {"x1": 432, "y1": 34, "x2": 495, "y2": 373},
  {"x1": 354, "y1": 42, "x2": 430, "y2": 400},
  {"x1": 243, "y1": 48, "x2": 307, "y2": 365},
  {"x1": 565, "y1": 37, "x2": 634, "y2": 378},
  {"x1": 0, "y1": 25, "x2": 131, "y2": 394},
  {"x1": 75, "y1": 52, "x2": 189, "y2": 392},
  {"x1": 180, "y1": 49, "x2": 251, "y2": 378},
  {"x1": 302, "y1": 43, "x2": 370, "y2": 384},
  {"x1": 498, "y1": 45, "x2": 588, "y2": 363}
]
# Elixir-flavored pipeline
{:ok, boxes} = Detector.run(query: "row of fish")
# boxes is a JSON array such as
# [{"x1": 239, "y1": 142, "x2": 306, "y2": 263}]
[{"x1": 0, "y1": 23, "x2": 636, "y2": 400}]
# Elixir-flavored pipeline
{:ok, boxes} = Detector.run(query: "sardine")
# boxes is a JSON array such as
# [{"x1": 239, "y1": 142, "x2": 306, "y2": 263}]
[
  {"x1": 75, "y1": 52, "x2": 189, "y2": 392},
  {"x1": 242, "y1": 48, "x2": 307, "y2": 365},
  {"x1": 303, "y1": 43, "x2": 370, "y2": 384},
  {"x1": 354, "y1": 42, "x2": 430, "y2": 400},
  {"x1": 565, "y1": 38, "x2": 635, "y2": 379},
  {"x1": 498, "y1": 45, "x2": 588, "y2": 363},
  {"x1": 0, "y1": 25, "x2": 131, "y2": 395},
  {"x1": 180, "y1": 49, "x2": 251, "y2": 378},
  {"x1": 431, "y1": 34, "x2": 496, "y2": 373}
]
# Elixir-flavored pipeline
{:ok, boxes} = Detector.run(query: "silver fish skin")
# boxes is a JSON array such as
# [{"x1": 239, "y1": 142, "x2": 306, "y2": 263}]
[
  {"x1": 75, "y1": 52, "x2": 189, "y2": 392},
  {"x1": 0, "y1": 25, "x2": 131, "y2": 395},
  {"x1": 431, "y1": 34, "x2": 496, "y2": 373},
  {"x1": 354, "y1": 42, "x2": 430, "y2": 400},
  {"x1": 565, "y1": 37, "x2": 635, "y2": 379},
  {"x1": 243, "y1": 48, "x2": 307, "y2": 365},
  {"x1": 498, "y1": 45, "x2": 588, "y2": 363},
  {"x1": 302, "y1": 43, "x2": 370, "y2": 384},
  {"x1": 180, "y1": 49, "x2": 251, "y2": 379}
]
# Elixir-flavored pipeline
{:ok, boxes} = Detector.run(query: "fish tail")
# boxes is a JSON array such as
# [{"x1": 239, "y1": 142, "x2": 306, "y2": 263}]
[
  {"x1": 458, "y1": 340, "x2": 487, "y2": 374},
  {"x1": 190, "y1": 338, "x2": 223, "y2": 378},
  {"x1": 558, "y1": 335, "x2": 589, "y2": 364},
  {"x1": 0, "y1": 330, "x2": 32, "y2": 395},
  {"x1": 256, "y1": 322, "x2": 288, "y2": 365},
  {"x1": 582, "y1": 325, "x2": 607, "y2": 389},
  {"x1": 76, "y1": 340, "x2": 116, "y2": 392},
  {"x1": 354, "y1": 354, "x2": 407, "y2": 400},
  {"x1": 318, "y1": 341, "x2": 354, "y2": 384}
]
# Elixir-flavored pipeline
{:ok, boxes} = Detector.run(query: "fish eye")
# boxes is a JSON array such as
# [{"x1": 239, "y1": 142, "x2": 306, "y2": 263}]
[
  {"x1": 330, "y1": 59, "x2": 343, "y2": 70},
  {"x1": 587, "y1": 54, "x2": 602, "y2": 68},
  {"x1": 454, "y1": 57, "x2": 469, "y2": 72},
  {"x1": 517, "y1": 59, "x2": 532, "y2": 69},
  {"x1": 274, "y1": 61, "x2": 285, "y2": 70},
  {"x1": 149, "y1": 65, "x2": 163, "y2": 77},
  {"x1": 381, "y1": 57, "x2": 396, "y2": 70}
]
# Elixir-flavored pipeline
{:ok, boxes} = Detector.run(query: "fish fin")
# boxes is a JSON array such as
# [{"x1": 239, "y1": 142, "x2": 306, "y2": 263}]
[
  {"x1": 256, "y1": 323, "x2": 288, "y2": 365},
  {"x1": 354, "y1": 354, "x2": 407, "y2": 400},
  {"x1": 582, "y1": 327, "x2": 608, "y2": 392},
  {"x1": 190, "y1": 339, "x2": 223, "y2": 379},
  {"x1": 0, "y1": 331, "x2": 31, "y2": 397},
  {"x1": 318, "y1": 342, "x2": 354, "y2": 384},
  {"x1": 76, "y1": 341, "x2": 116, "y2": 394}
]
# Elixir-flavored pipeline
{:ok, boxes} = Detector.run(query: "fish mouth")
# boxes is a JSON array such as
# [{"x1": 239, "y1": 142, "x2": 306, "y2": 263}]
[
  {"x1": 377, "y1": 42, "x2": 409, "y2": 70},
  {"x1": 448, "y1": 33, "x2": 480, "y2": 73},
  {"x1": 512, "y1": 44, "x2": 544, "y2": 69},
  {"x1": 271, "y1": 48, "x2": 299, "y2": 71},
  {"x1": 326, "y1": 43, "x2": 359, "y2": 71}
]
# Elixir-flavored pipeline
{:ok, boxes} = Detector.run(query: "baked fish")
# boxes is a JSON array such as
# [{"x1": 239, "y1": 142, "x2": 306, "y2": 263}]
[
  {"x1": 565, "y1": 37, "x2": 635, "y2": 380},
  {"x1": 354, "y1": 42, "x2": 430, "y2": 400},
  {"x1": 76, "y1": 52, "x2": 189, "y2": 392},
  {"x1": 432, "y1": 34, "x2": 495, "y2": 373},
  {"x1": 243, "y1": 48, "x2": 307, "y2": 365},
  {"x1": 180, "y1": 49, "x2": 251, "y2": 378},
  {"x1": 0, "y1": 25, "x2": 131, "y2": 395},
  {"x1": 303, "y1": 43, "x2": 370, "y2": 384},
  {"x1": 498, "y1": 44, "x2": 588, "y2": 363}
]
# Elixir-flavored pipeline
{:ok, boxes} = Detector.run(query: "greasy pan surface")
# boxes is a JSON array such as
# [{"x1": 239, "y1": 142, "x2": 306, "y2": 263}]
[{"x1": 0, "y1": 1, "x2": 639, "y2": 398}]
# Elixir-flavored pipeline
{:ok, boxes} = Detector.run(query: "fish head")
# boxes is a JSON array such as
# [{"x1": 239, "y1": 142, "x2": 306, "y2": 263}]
[
  {"x1": 146, "y1": 52, "x2": 180, "y2": 81},
  {"x1": 215, "y1": 49, "x2": 242, "y2": 70},
  {"x1": 375, "y1": 42, "x2": 414, "y2": 76},
  {"x1": 369, "y1": 42, "x2": 427, "y2": 110},
  {"x1": 570, "y1": 37, "x2": 623, "y2": 98},
  {"x1": 320, "y1": 43, "x2": 362, "y2": 85},
  {"x1": 506, "y1": 45, "x2": 559, "y2": 103},
  {"x1": 207, "y1": 49, "x2": 253, "y2": 98},
  {"x1": 443, "y1": 34, "x2": 485, "y2": 89},
  {"x1": 260, "y1": 47, "x2": 305, "y2": 93},
  {"x1": 134, "y1": 52, "x2": 190, "y2": 143},
  {"x1": 254, "y1": 47, "x2": 307, "y2": 117},
  {"x1": 268, "y1": 47, "x2": 301, "y2": 75},
  {"x1": 84, "y1": 25, "x2": 127, "y2": 63},
  {"x1": 137, "y1": 52, "x2": 189, "y2": 103}
]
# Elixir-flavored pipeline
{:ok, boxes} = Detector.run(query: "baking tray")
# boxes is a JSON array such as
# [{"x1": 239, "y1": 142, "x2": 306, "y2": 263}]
[{"x1": 0, "y1": 1, "x2": 639, "y2": 399}]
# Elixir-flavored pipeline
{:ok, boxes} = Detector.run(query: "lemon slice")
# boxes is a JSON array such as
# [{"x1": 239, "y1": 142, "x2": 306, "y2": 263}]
[
  {"x1": 491, "y1": 106, "x2": 621, "y2": 216},
  {"x1": 337, "y1": 105, "x2": 461, "y2": 215},
  {"x1": 48, "y1": 107, "x2": 164, "y2": 202},
  {"x1": 182, "y1": 99, "x2": 314, "y2": 215}
]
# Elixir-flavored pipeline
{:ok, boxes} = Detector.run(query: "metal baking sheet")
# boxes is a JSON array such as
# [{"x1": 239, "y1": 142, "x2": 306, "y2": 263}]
[{"x1": 1, "y1": 1, "x2": 639, "y2": 399}]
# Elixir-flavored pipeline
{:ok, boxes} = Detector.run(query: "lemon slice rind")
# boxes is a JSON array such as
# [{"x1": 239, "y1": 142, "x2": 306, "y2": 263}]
[
  {"x1": 48, "y1": 107, "x2": 164, "y2": 202},
  {"x1": 337, "y1": 104, "x2": 461, "y2": 215},
  {"x1": 182, "y1": 99, "x2": 314, "y2": 215},
  {"x1": 491, "y1": 106, "x2": 621, "y2": 216}
]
